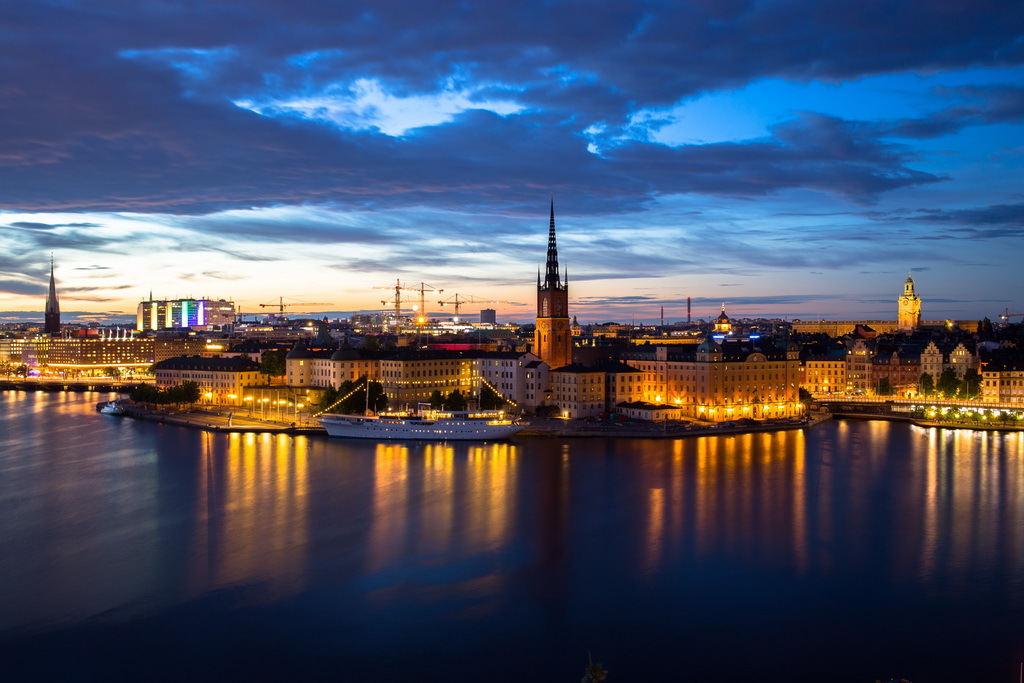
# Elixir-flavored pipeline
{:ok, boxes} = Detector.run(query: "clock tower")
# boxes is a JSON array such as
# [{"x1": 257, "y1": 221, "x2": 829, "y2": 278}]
[
  {"x1": 897, "y1": 272, "x2": 921, "y2": 333},
  {"x1": 535, "y1": 200, "x2": 572, "y2": 369}
]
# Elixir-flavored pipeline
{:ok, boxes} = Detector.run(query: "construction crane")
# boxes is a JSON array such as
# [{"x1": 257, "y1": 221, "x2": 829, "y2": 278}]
[
  {"x1": 374, "y1": 281, "x2": 443, "y2": 334},
  {"x1": 438, "y1": 294, "x2": 523, "y2": 323},
  {"x1": 259, "y1": 297, "x2": 334, "y2": 313},
  {"x1": 999, "y1": 308, "x2": 1023, "y2": 322}
]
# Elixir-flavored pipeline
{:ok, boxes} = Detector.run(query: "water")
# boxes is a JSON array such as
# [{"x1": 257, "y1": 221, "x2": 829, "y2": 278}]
[{"x1": 2, "y1": 391, "x2": 1023, "y2": 682}]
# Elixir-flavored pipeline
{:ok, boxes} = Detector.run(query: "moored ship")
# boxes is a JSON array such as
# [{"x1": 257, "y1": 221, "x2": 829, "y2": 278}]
[{"x1": 319, "y1": 407, "x2": 524, "y2": 441}]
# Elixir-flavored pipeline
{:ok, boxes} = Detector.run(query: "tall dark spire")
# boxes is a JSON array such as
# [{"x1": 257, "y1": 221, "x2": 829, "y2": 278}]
[
  {"x1": 544, "y1": 197, "x2": 562, "y2": 290},
  {"x1": 44, "y1": 255, "x2": 61, "y2": 335}
]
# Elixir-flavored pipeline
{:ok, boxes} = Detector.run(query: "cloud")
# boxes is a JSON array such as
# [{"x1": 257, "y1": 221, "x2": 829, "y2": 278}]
[{"x1": 4, "y1": 1, "x2": 1019, "y2": 217}]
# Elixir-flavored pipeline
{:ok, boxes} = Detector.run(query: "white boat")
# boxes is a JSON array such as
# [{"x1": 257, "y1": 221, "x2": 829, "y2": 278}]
[
  {"x1": 319, "y1": 407, "x2": 524, "y2": 441},
  {"x1": 99, "y1": 401, "x2": 126, "y2": 415}
]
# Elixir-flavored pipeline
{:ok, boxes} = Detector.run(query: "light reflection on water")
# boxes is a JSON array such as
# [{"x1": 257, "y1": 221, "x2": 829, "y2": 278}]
[{"x1": 2, "y1": 391, "x2": 1024, "y2": 681}]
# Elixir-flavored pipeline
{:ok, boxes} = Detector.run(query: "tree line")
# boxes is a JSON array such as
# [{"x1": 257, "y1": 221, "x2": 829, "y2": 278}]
[{"x1": 129, "y1": 381, "x2": 202, "y2": 407}]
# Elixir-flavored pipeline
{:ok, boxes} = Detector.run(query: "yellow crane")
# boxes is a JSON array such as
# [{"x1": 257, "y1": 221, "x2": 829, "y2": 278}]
[
  {"x1": 259, "y1": 297, "x2": 334, "y2": 313},
  {"x1": 438, "y1": 294, "x2": 523, "y2": 323},
  {"x1": 374, "y1": 281, "x2": 443, "y2": 334}
]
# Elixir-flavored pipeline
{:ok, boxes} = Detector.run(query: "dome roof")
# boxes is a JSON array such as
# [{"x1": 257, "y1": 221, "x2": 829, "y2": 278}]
[
  {"x1": 697, "y1": 336, "x2": 722, "y2": 353},
  {"x1": 285, "y1": 342, "x2": 313, "y2": 360}
]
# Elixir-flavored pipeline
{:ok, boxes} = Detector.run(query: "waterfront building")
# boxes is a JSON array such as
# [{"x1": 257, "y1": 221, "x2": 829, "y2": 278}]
[
  {"x1": 44, "y1": 258, "x2": 60, "y2": 336},
  {"x1": 534, "y1": 200, "x2": 572, "y2": 370},
  {"x1": 284, "y1": 345, "x2": 549, "y2": 412},
  {"x1": 614, "y1": 401, "x2": 684, "y2": 422},
  {"x1": 137, "y1": 297, "x2": 236, "y2": 331},
  {"x1": 549, "y1": 364, "x2": 606, "y2": 418},
  {"x1": 802, "y1": 353, "x2": 847, "y2": 395},
  {"x1": 0, "y1": 333, "x2": 206, "y2": 374},
  {"x1": 920, "y1": 341, "x2": 979, "y2": 380},
  {"x1": 845, "y1": 339, "x2": 874, "y2": 394},
  {"x1": 602, "y1": 361, "x2": 646, "y2": 409},
  {"x1": 871, "y1": 347, "x2": 922, "y2": 396},
  {"x1": 982, "y1": 358, "x2": 1024, "y2": 404},
  {"x1": 286, "y1": 342, "x2": 383, "y2": 389},
  {"x1": 479, "y1": 308, "x2": 497, "y2": 325},
  {"x1": 621, "y1": 335, "x2": 803, "y2": 422},
  {"x1": 153, "y1": 356, "x2": 262, "y2": 405}
]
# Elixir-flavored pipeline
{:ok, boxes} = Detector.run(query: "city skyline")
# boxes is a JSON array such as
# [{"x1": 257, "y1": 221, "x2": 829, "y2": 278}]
[{"x1": 2, "y1": 1, "x2": 1022, "y2": 324}]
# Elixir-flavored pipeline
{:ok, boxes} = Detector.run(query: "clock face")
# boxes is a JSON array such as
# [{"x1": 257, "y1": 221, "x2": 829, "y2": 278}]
[{"x1": 538, "y1": 320, "x2": 548, "y2": 330}]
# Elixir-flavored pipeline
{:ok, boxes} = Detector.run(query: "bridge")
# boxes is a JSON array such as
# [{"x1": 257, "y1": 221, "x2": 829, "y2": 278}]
[
  {"x1": 0, "y1": 378, "x2": 154, "y2": 393},
  {"x1": 816, "y1": 395, "x2": 1024, "y2": 418}
]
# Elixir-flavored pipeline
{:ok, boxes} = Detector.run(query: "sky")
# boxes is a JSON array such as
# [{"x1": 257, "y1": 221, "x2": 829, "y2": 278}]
[{"x1": 1, "y1": 0, "x2": 1022, "y2": 326}]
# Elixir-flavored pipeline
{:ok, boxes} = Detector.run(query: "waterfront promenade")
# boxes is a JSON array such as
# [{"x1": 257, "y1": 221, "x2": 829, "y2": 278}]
[{"x1": 111, "y1": 400, "x2": 830, "y2": 438}]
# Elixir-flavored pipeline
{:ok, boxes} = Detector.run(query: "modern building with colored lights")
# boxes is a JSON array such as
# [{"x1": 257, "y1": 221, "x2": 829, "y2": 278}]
[{"x1": 136, "y1": 297, "x2": 236, "y2": 331}]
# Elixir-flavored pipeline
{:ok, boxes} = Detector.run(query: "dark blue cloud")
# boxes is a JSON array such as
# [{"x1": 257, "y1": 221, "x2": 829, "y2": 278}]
[{"x1": 1, "y1": 0, "x2": 1019, "y2": 217}]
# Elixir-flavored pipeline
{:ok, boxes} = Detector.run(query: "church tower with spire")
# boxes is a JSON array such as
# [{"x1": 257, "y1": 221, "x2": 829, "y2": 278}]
[
  {"x1": 44, "y1": 256, "x2": 61, "y2": 335},
  {"x1": 534, "y1": 199, "x2": 572, "y2": 369},
  {"x1": 897, "y1": 272, "x2": 921, "y2": 333}
]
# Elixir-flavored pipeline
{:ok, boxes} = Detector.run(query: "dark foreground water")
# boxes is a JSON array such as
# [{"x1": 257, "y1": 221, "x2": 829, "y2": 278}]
[{"x1": 2, "y1": 392, "x2": 1023, "y2": 682}]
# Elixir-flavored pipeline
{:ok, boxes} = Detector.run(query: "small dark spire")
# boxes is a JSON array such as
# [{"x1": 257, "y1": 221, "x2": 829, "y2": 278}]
[{"x1": 44, "y1": 255, "x2": 60, "y2": 335}]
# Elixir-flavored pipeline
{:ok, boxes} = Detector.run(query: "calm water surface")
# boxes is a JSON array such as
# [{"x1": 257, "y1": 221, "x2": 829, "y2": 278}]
[{"x1": 2, "y1": 391, "x2": 1023, "y2": 682}]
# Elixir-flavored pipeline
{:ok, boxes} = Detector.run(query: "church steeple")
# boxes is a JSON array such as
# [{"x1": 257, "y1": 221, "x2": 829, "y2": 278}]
[
  {"x1": 535, "y1": 199, "x2": 572, "y2": 369},
  {"x1": 543, "y1": 197, "x2": 562, "y2": 290},
  {"x1": 44, "y1": 255, "x2": 61, "y2": 335}
]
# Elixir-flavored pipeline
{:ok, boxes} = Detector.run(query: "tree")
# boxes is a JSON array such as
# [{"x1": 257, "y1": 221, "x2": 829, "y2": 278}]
[
  {"x1": 167, "y1": 380, "x2": 201, "y2": 406},
  {"x1": 963, "y1": 368, "x2": 981, "y2": 399},
  {"x1": 918, "y1": 372, "x2": 934, "y2": 397},
  {"x1": 317, "y1": 385, "x2": 340, "y2": 412},
  {"x1": 936, "y1": 367, "x2": 960, "y2": 398},
  {"x1": 428, "y1": 389, "x2": 445, "y2": 409},
  {"x1": 130, "y1": 384, "x2": 163, "y2": 406},
  {"x1": 259, "y1": 349, "x2": 288, "y2": 383},
  {"x1": 798, "y1": 387, "x2": 813, "y2": 404},
  {"x1": 442, "y1": 389, "x2": 468, "y2": 411},
  {"x1": 361, "y1": 336, "x2": 382, "y2": 352},
  {"x1": 479, "y1": 383, "x2": 505, "y2": 410},
  {"x1": 104, "y1": 366, "x2": 121, "y2": 380},
  {"x1": 877, "y1": 377, "x2": 893, "y2": 396},
  {"x1": 335, "y1": 378, "x2": 388, "y2": 414}
]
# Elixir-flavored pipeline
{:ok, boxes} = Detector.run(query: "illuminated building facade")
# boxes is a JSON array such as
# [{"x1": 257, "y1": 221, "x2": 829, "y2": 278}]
[
  {"x1": 621, "y1": 335, "x2": 803, "y2": 422},
  {"x1": 982, "y1": 360, "x2": 1024, "y2": 404},
  {"x1": 549, "y1": 361, "x2": 645, "y2": 418},
  {"x1": 871, "y1": 350, "x2": 921, "y2": 396},
  {"x1": 137, "y1": 297, "x2": 236, "y2": 331},
  {"x1": 284, "y1": 347, "x2": 549, "y2": 411},
  {"x1": 550, "y1": 364, "x2": 606, "y2": 418},
  {"x1": 287, "y1": 344, "x2": 383, "y2": 389},
  {"x1": 801, "y1": 356, "x2": 847, "y2": 394},
  {"x1": 0, "y1": 335, "x2": 207, "y2": 373},
  {"x1": 153, "y1": 356, "x2": 262, "y2": 405},
  {"x1": 534, "y1": 200, "x2": 572, "y2": 370},
  {"x1": 921, "y1": 341, "x2": 979, "y2": 380}
]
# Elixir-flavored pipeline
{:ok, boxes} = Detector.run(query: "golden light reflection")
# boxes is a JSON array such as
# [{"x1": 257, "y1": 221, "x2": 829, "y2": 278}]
[
  {"x1": 464, "y1": 443, "x2": 517, "y2": 553},
  {"x1": 645, "y1": 487, "x2": 665, "y2": 572},
  {"x1": 187, "y1": 432, "x2": 309, "y2": 601},
  {"x1": 367, "y1": 443, "x2": 410, "y2": 572}
]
